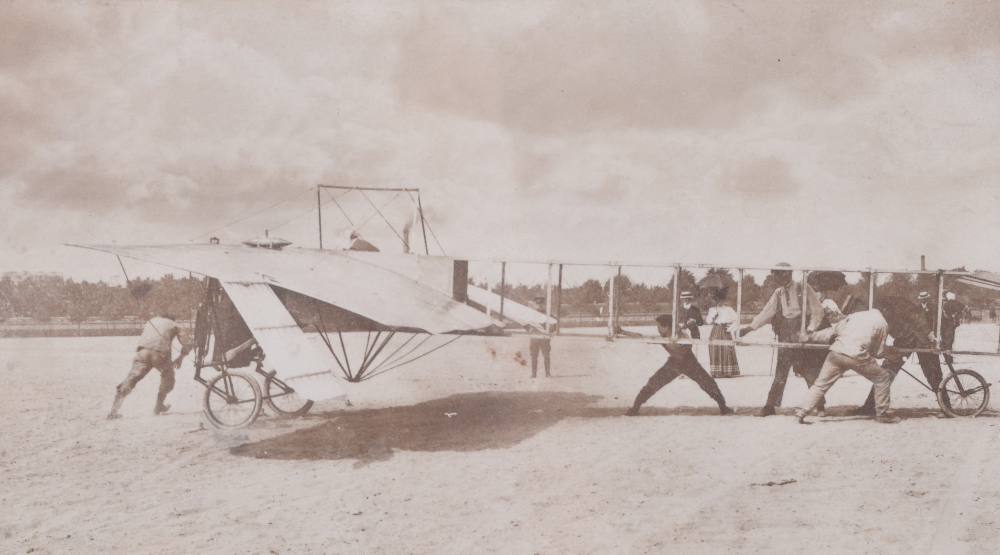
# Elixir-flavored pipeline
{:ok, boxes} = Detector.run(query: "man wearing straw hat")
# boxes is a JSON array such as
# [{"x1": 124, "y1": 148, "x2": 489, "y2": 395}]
[
  {"x1": 738, "y1": 263, "x2": 826, "y2": 417},
  {"x1": 679, "y1": 291, "x2": 704, "y2": 339}
]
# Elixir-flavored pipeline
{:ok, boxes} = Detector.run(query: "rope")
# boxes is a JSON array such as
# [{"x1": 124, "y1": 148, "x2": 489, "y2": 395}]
[{"x1": 189, "y1": 187, "x2": 314, "y2": 241}]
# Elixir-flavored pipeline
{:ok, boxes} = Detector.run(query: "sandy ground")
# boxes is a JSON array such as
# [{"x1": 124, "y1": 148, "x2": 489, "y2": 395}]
[{"x1": 4, "y1": 330, "x2": 1000, "y2": 554}]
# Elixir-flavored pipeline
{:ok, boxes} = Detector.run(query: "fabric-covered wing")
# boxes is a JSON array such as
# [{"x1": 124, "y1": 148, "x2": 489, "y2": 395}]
[
  {"x1": 221, "y1": 281, "x2": 346, "y2": 401},
  {"x1": 73, "y1": 244, "x2": 494, "y2": 334},
  {"x1": 466, "y1": 286, "x2": 557, "y2": 327},
  {"x1": 956, "y1": 271, "x2": 1000, "y2": 292}
]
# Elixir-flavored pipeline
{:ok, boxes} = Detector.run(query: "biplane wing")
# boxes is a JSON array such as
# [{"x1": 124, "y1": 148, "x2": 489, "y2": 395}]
[
  {"x1": 220, "y1": 280, "x2": 346, "y2": 401},
  {"x1": 73, "y1": 244, "x2": 495, "y2": 334},
  {"x1": 956, "y1": 270, "x2": 1000, "y2": 292},
  {"x1": 466, "y1": 285, "x2": 557, "y2": 328}
]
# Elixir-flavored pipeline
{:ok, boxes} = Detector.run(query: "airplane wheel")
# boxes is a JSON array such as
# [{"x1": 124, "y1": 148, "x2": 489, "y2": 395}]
[
  {"x1": 203, "y1": 371, "x2": 263, "y2": 428},
  {"x1": 938, "y1": 370, "x2": 990, "y2": 418},
  {"x1": 263, "y1": 370, "x2": 313, "y2": 417}
]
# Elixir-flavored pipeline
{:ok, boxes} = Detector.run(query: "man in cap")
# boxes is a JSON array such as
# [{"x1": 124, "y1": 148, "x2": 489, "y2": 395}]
[
  {"x1": 527, "y1": 297, "x2": 553, "y2": 378},
  {"x1": 626, "y1": 314, "x2": 734, "y2": 416},
  {"x1": 349, "y1": 230, "x2": 380, "y2": 252},
  {"x1": 679, "y1": 291, "x2": 704, "y2": 339},
  {"x1": 795, "y1": 302, "x2": 900, "y2": 424},
  {"x1": 108, "y1": 313, "x2": 193, "y2": 419},
  {"x1": 940, "y1": 291, "x2": 966, "y2": 372},
  {"x1": 737, "y1": 263, "x2": 826, "y2": 417}
]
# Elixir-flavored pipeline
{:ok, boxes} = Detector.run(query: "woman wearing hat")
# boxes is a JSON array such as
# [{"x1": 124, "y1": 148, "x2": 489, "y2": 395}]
[{"x1": 705, "y1": 287, "x2": 740, "y2": 377}]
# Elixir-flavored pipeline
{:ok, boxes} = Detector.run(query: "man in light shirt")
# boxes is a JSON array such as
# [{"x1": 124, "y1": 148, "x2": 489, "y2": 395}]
[
  {"x1": 794, "y1": 302, "x2": 900, "y2": 424},
  {"x1": 737, "y1": 263, "x2": 826, "y2": 417},
  {"x1": 108, "y1": 314, "x2": 193, "y2": 419}
]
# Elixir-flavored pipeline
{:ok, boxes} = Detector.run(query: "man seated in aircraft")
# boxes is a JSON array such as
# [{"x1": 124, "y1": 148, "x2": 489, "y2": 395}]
[
  {"x1": 527, "y1": 297, "x2": 552, "y2": 378},
  {"x1": 108, "y1": 313, "x2": 193, "y2": 419},
  {"x1": 794, "y1": 302, "x2": 901, "y2": 424},
  {"x1": 626, "y1": 314, "x2": 734, "y2": 416},
  {"x1": 349, "y1": 230, "x2": 380, "y2": 252}
]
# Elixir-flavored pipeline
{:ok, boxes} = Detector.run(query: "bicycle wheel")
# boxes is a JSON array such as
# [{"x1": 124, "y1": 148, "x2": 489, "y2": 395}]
[
  {"x1": 203, "y1": 371, "x2": 263, "y2": 428},
  {"x1": 937, "y1": 370, "x2": 990, "y2": 418},
  {"x1": 263, "y1": 371, "x2": 313, "y2": 417}
]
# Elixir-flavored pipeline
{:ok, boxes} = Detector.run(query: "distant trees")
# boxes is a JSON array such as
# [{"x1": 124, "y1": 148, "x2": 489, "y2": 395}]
[{"x1": 0, "y1": 274, "x2": 205, "y2": 323}]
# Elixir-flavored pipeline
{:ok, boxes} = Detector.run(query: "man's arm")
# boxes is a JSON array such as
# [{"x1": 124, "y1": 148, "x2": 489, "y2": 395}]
[
  {"x1": 172, "y1": 322, "x2": 194, "y2": 361},
  {"x1": 871, "y1": 325, "x2": 889, "y2": 359},
  {"x1": 744, "y1": 289, "x2": 780, "y2": 333},
  {"x1": 805, "y1": 284, "x2": 824, "y2": 333},
  {"x1": 690, "y1": 307, "x2": 704, "y2": 327}
]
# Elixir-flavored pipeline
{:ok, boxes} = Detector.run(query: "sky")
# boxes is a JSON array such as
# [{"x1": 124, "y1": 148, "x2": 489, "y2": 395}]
[{"x1": 1, "y1": 0, "x2": 998, "y2": 283}]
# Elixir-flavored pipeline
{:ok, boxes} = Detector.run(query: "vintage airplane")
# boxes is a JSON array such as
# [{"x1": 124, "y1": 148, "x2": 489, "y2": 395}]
[{"x1": 73, "y1": 186, "x2": 1000, "y2": 427}]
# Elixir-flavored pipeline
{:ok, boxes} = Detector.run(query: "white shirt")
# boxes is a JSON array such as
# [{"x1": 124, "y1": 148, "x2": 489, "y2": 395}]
[
  {"x1": 706, "y1": 305, "x2": 738, "y2": 331},
  {"x1": 811, "y1": 309, "x2": 888, "y2": 360}
]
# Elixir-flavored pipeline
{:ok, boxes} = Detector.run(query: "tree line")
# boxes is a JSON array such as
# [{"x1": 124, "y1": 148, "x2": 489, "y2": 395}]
[{"x1": 0, "y1": 274, "x2": 205, "y2": 323}]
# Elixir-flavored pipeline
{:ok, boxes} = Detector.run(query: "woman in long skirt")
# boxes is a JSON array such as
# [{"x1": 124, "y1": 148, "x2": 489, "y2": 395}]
[{"x1": 705, "y1": 287, "x2": 740, "y2": 378}]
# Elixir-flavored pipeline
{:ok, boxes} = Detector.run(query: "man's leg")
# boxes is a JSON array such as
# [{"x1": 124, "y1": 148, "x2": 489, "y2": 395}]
[
  {"x1": 529, "y1": 339, "x2": 540, "y2": 378},
  {"x1": 795, "y1": 352, "x2": 849, "y2": 424},
  {"x1": 679, "y1": 353, "x2": 732, "y2": 414},
  {"x1": 853, "y1": 350, "x2": 908, "y2": 415},
  {"x1": 916, "y1": 352, "x2": 943, "y2": 393},
  {"x1": 541, "y1": 339, "x2": 551, "y2": 377},
  {"x1": 108, "y1": 351, "x2": 153, "y2": 419},
  {"x1": 627, "y1": 361, "x2": 681, "y2": 415},
  {"x1": 851, "y1": 357, "x2": 898, "y2": 422},
  {"x1": 796, "y1": 349, "x2": 828, "y2": 413},
  {"x1": 154, "y1": 358, "x2": 175, "y2": 414},
  {"x1": 760, "y1": 348, "x2": 795, "y2": 416}
]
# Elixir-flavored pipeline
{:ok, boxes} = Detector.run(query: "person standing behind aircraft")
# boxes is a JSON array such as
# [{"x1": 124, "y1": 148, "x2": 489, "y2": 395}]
[
  {"x1": 705, "y1": 287, "x2": 740, "y2": 378},
  {"x1": 349, "y1": 230, "x2": 380, "y2": 252},
  {"x1": 527, "y1": 297, "x2": 552, "y2": 378},
  {"x1": 108, "y1": 314, "x2": 193, "y2": 419},
  {"x1": 679, "y1": 291, "x2": 704, "y2": 339},
  {"x1": 737, "y1": 263, "x2": 825, "y2": 417}
]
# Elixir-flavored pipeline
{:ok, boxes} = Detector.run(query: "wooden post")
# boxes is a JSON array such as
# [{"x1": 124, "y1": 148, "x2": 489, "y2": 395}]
[
  {"x1": 868, "y1": 271, "x2": 876, "y2": 310},
  {"x1": 499, "y1": 262, "x2": 506, "y2": 318},
  {"x1": 801, "y1": 270, "x2": 809, "y2": 337},
  {"x1": 417, "y1": 193, "x2": 429, "y2": 255},
  {"x1": 556, "y1": 264, "x2": 563, "y2": 335},
  {"x1": 545, "y1": 264, "x2": 553, "y2": 334},
  {"x1": 607, "y1": 268, "x2": 616, "y2": 338},
  {"x1": 936, "y1": 272, "x2": 945, "y2": 344},
  {"x1": 671, "y1": 265, "x2": 680, "y2": 339},
  {"x1": 317, "y1": 187, "x2": 323, "y2": 249},
  {"x1": 735, "y1": 268, "x2": 744, "y2": 342}
]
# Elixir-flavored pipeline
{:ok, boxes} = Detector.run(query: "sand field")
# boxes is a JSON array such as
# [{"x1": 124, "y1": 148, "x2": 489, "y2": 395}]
[{"x1": 3, "y1": 329, "x2": 1000, "y2": 554}]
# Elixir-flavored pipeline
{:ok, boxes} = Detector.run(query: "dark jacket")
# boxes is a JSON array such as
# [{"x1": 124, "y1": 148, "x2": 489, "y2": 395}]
[{"x1": 680, "y1": 304, "x2": 704, "y2": 339}]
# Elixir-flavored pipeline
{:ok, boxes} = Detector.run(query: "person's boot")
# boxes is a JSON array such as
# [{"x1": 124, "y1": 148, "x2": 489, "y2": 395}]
[
  {"x1": 756, "y1": 405, "x2": 776, "y2": 417},
  {"x1": 875, "y1": 414, "x2": 901, "y2": 424},
  {"x1": 154, "y1": 404, "x2": 171, "y2": 415},
  {"x1": 719, "y1": 405, "x2": 735, "y2": 415},
  {"x1": 794, "y1": 409, "x2": 811, "y2": 425},
  {"x1": 627, "y1": 386, "x2": 655, "y2": 416}
]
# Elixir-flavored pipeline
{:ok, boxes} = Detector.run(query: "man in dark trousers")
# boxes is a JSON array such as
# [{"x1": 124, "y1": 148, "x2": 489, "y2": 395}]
[
  {"x1": 850, "y1": 295, "x2": 943, "y2": 416},
  {"x1": 527, "y1": 297, "x2": 552, "y2": 378},
  {"x1": 108, "y1": 314, "x2": 193, "y2": 419},
  {"x1": 626, "y1": 314, "x2": 734, "y2": 416},
  {"x1": 737, "y1": 263, "x2": 826, "y2": 417},
  {"x1": 679, "y1": 291, "x2": 704, "y2": 339}
]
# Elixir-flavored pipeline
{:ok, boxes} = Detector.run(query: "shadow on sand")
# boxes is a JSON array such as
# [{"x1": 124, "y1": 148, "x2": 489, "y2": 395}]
[
  {"x1": 232, "y1": 391, "x2": 609, "y2": 463},
  {"x1": 231, "y1": 392, "x2": 990, "y2": 463}
]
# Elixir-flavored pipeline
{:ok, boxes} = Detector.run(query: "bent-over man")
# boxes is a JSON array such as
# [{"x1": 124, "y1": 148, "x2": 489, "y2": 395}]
[
  {"x1": 626, "y1": 314, "x2": 734, "y2": 416},
  {"x1": 108, "y1": 314, "x2": 193, "y2": 419},
  {"x1": 795, "y1": 304, "x2": 900, "y2": 424}
]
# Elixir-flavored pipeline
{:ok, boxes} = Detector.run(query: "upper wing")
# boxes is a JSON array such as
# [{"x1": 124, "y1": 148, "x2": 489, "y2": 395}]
[
  {"x1": 72, "y1": 244, "x2": 494, "y2": 334},
  {"x1": 466, "y1": 285, "x2": 557, "y2": 327}
]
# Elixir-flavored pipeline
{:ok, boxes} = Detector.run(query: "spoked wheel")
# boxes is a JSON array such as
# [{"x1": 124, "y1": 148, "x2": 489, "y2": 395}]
[
  {"x1": 263, "y1": 370, "x2": 313, "y2": 418},
  {"x1": 937, "y1": 370, "x2": 990, "y2": 418},
  {"x1": 203, "y1": 371, "x2": 263, "y2": 428}
]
